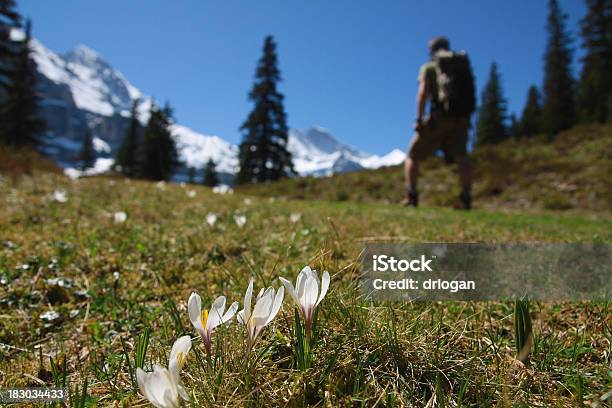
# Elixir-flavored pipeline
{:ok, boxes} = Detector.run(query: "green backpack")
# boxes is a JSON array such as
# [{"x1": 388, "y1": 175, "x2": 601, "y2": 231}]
[{"x1": 433, "y1": 50, "x2": 476, "y2": 117}]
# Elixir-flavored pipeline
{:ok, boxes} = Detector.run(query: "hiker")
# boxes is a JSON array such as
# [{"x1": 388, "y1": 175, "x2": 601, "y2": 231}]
[{"x1": 403, "y1": 36, "x2": 476, "y2": 209}]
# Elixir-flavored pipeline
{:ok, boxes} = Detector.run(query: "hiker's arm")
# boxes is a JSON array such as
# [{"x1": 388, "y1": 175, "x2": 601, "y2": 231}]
[{"x1": 415, "y1": 80, "x2": 426, "y2": 127}]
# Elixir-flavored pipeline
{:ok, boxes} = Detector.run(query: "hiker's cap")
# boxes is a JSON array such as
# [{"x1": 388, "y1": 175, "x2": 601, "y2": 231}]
[{"x1": 429, "y1": 36, "x2": 450, "y2": 54}]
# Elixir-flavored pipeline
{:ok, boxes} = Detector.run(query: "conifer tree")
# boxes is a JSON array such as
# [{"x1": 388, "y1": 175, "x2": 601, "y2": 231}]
[
  {"x1": 576, "y1": 0, "x2": 612, "y2": 123},
  {"x1": 136, "y1": 103, "x2": 178, "y2": 181},
  {"x1": 78, "y1": 130, "x2": 96, "y2": 171},
  {"x1": 541, "y1": 0, "x2": 575, "y2": 137},
  {"x1": 202, "y1": 158, "x2": 219, "y2": 187},
  {"x1": 475, "y1": 62, "x2": 507, "y2": 146},
  {"x1": 519, "y1": 85, "x2": 542, "y2": 138},
  {"x1": 114, "y1": 99, "x2": 140, "y2": 176},
  {"x1": 0, "y1": 19, "x2": 45, "y2": 147},
  {"x1": 187, "y1": 166, "x2": 196, "y2": 184},
  {"x1": 236, "y1": 36, "x2": 294, "y2": 184},
  {"x1": 0, "y1": 0, "x2": 21, "y2": 92}
]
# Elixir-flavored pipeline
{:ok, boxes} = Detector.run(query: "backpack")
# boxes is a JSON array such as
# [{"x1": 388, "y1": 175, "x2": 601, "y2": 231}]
[{"x1": 433, "y1": 50, "x2": 476, "y2": 117}]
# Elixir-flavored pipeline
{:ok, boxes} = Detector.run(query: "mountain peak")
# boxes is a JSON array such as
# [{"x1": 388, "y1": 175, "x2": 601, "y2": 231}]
[{"x1": 63, "y1": 44, "x2": 107, "y2": 66}]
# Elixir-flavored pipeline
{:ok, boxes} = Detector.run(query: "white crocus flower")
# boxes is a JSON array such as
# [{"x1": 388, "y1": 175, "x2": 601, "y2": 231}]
[
  {"x1": 205, "y1": 212, "x2": 217, "y2": 226},
  {"x1": 289, "y1": 213, "x2": 302, "y2": 223},
  {"x1": 279, "y1": 266, "x2": 330, "y2": 336},
  {"x1": 52, "y1": 190, "x2": 67, "y2": 203},
  {"x1": 113, "y1": 211, "x2": 127, "y2": 224},
  {"x1": 187, "y1": 190, "x2": 196, "y2": 198},
  {"x1": 233, "y1": 213, "x2": 246, "y2": 228},
  {"x1": 237, "y1": 279, "x2": 284, "y2": 353},
  {"x1": 136, "y1": 336, "x2": 191, "y2": 408},
  {"x1": 188, "y1": 293, "x2": 238, "y2": 354}
]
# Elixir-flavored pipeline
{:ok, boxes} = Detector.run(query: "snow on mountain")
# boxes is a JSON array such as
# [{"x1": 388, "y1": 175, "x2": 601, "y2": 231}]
[
  {"x1": 288, "y1": 127, "x2": 404, "y2": 176},
  {"x1": 19, "y1": 30, "x2": 404, "y2": 180},
  {"x1": 29, "y1": 38, "x2": 152, "y2": 120},
  {"x1": 92, "y1": 136, "x2": 111, "y2": 154},
  {"x1": 172, "y1": 124, "x2": 238, "y2": 174}
]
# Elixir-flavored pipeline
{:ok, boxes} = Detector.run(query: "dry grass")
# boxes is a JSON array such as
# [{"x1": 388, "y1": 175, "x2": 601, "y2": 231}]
[{"x1": 0, "y1": 171, "x2": 610, "y2": 406}]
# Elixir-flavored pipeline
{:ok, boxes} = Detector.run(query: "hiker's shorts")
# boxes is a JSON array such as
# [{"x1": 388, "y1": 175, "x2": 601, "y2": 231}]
[{"x1": 408, "y1": 115, "x2": 470, "y2": 161}]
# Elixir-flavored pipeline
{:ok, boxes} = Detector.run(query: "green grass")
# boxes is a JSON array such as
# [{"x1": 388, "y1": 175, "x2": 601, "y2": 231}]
[
  {"x1": 0, "y1": 172, "x2": 610, "y2": 407},
  {"x1": 240, "y1": 124, "x2": 612, "y2": 215}
]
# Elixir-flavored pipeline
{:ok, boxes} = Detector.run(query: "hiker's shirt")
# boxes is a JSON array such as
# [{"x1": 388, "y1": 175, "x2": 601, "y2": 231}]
[{"x1": 418, "y1": 60, "x2": 439, "y2": 119}]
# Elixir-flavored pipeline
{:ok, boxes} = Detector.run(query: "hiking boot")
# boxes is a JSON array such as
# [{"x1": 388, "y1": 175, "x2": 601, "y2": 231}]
[
  {"x1": 401, "y1": 190, "x2": 419, "y2": 207},
  {"x1": 454, "y1": 191, "x2": 471, "y2": 210}
]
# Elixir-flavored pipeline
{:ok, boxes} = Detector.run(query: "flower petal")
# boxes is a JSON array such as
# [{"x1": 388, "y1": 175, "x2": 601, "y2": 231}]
[
  {"x1": 142, "y1": 364, "x2": 176, "y2": 408},
  {"x1": 177, "y1": 384, "x2": 190, "y2": 402},
  {"x1": 316, "y1": 271, "x2": 330, "y2": 306},
  {"x1": 252, "y1": 293, "x2": 273, "y2": 327},
  {"x1": 265, "y1": 286, "x2": 284, "y2": 325},
  {"x1": 279, "y1": 276, "x2": 299, "y2": 307},
  {"x1": 304, "y1": 276, "x2": 319, "y2": 311},
  {"x1": 295, "y1": 267, "x2": 310, "y2": 301},
  {"x1": 168, "y1": 358, "x2": 180, "y2": 387},
  {"x1": 169, "y1": 336, "x2": 192, "y2": 368},
  {"x1": 236, "y1": 309, "x2": 246, "y2": 324},
  {"x1": 256, "y1": 287, "x2": 267, "y2": 301},
  {"x1": 187, "y1": 293, "x2": 204, "y2": 335},
  {"x1": 243, "y1": 279, "x2": 253, "y2": 321},
  {"x1": 136, "y1": 368, "x2": 149, "y2": 401},
  {"x1": 206, "y1": 296, "x2": 226, "y2": 333},
  {"x1": 222, "y1": 301, "x2": 239, "y2": 323}
]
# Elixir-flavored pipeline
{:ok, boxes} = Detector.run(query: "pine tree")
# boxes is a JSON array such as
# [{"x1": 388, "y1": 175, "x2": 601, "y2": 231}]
[
  {"x1": 475, "y1": 62, "x2": 507, "y2": 146},
  {"x1": 187, "y1": 166, "x2": 196, "y2": 184},
  {"x1": 135, "y1": 103, "x2": 178, "y2": 181},
  {"x1": 78, "y1": 130, "x2": 96, "y2": 171},
  {"x1": 114, "y1": 99, "x2": 140, "y2": 176},
  {"x1": 236, "y1": 36, "x2": 294, "y2": 184},
  {"x1": 541, "y1": 0, "x2": 575, "y2": 137},
  {"x1": 576, "y1": 0, "x2": 612, "y2": 123},
  {"x1": 0, "y1": 0, "x2": 21, "y2": 92},
  {"x1": 202, "y1": 158, "x2": 219, "y2": 187},
  {"x1": 0, "y1": 19, "x2": 45, "y2": 147},
  {"x1": 518, "y1": 85, "x2": 542, "y2": 138}
]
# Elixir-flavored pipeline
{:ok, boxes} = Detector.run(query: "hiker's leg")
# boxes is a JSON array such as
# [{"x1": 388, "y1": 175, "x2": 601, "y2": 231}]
[
  {"x1": 404, "y1": 122, "x2": 438, "y2": 206},
  {"x1": 404, "y1": 156, "x2": 418, "y2": 191},
  {"x1": 457, "y1": 155, "x2": 472, "y2": 194},
  {"x1": 446, "y1": 117, "x2": 472, "y2": 209}
]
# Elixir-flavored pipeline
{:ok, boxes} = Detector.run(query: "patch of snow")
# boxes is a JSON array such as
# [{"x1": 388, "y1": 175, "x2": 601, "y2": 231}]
[
  {"x1": 93, "y1": 137, "x2": 111, "y2": 153},
  {"x1": 172, "y1": 124, "x2": 238, "y2": 174},
  {"x1": 63, "y1": 157, "x2": 114, "y2": 179}
]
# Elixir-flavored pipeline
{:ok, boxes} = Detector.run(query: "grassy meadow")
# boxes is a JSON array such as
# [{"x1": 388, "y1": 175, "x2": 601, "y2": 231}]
[
  {"x1": 0, "y1": 168, "x2": 611, "y2": 406},
  {"x1": 240, "y1": 124, "x2": 612, "y2": 214}
]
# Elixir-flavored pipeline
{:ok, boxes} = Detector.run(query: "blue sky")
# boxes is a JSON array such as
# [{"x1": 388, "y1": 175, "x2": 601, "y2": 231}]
[{"x1": 20, "y1": 1, "x2": 586, "y2": 154}]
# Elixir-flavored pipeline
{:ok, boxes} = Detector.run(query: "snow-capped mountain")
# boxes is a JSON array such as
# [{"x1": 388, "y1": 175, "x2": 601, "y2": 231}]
[
  {"x1": 20, "y1": 31, "x2": 404, "y2": 181},
  {"x1": 289, "y1": 127, "x2": 404, "y2": 176}
]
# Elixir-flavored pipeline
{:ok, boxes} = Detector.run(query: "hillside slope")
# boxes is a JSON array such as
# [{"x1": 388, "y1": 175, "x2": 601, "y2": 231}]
[
  {"x1": 1, "y1": 173, "x2": 610, "y2": 406},
  {"x1": 240, "y1": 124, "x2": 612, "y2": 213}
]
